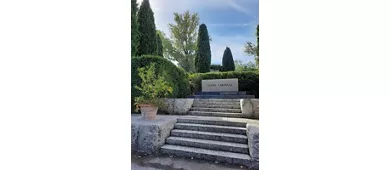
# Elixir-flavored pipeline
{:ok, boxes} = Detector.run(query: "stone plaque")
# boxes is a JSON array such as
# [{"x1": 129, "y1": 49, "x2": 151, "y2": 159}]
[{"x1": 201, "y1": 79, "x2": 238, "y2": 92}]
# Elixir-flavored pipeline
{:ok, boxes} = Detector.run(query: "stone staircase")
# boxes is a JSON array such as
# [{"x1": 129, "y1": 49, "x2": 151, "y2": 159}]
[
  {"x1": 161, "y1": 117, "x2": 251, "y2": 167},
  {"x1": 188, "y1": 99, "x2": 246, "y2": 118},
  {"x1": 189, "y1": 91, "x2": 255, "y2": 99}
]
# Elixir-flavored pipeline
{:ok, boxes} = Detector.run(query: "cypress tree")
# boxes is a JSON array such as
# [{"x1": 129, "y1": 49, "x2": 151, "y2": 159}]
[
  {"x1": 156, "y1": 34, "x2": 163, "y2": 57},
  {"x1": 137, "y1": 0, "x2": 157, "y2": 55},
  {"x1": 131, "y1": 0, "x2": 139, "y2": 56},
  {"x1": 222, "y1": 47, "x2": 235, "y2": 71},
  {"x1": 256, "y1": 25, "x2": 259, "y2": 67},
  {"x1": 195, "y1": 24, "x2": 211, "y2": 73}
]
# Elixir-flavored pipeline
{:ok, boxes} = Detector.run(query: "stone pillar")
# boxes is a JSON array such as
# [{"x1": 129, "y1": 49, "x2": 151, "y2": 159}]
[{"x1": 241, "y1": 99, "x2": 253, "y2": 118}]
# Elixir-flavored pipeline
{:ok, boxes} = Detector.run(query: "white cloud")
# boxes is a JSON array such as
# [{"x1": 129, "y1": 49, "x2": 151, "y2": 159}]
[{"x1": 226, "y1": 0, "x2": 251, "y2": 16}]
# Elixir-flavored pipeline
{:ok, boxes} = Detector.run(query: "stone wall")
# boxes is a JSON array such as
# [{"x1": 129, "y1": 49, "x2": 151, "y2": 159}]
[
  {"x1": 160, "y1": 98, "x2": 194, "y2": 115},
  {"x1": 131, "y1": 115, "x2": 177, "y2": 154},
  {"x1": 240, "y1": 99, "x2": 259, "y2": 119},
  {"x1": 251, "y1": 99, "x2": 259, "y2": 119},
  {"x1": 246, "y1": 123, "x2": 259, "y2": 169}
]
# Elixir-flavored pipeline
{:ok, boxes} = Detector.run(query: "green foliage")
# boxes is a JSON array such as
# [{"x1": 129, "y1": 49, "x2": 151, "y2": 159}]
[
  {"x1": 156, "y1": 30, "x2": 175, "y2": 60},
  {"x1": 195, "y1": 24, "x2": 211, "y2": 73},
  {"x1": 210, "y1": 64, "x2": 222, "y2": 71},
  {"x1": 189, "y1": 71, "x2": 259, "y2": 97},
  {"x1": 156, "y1": 35, "x2": 163, "y2": 57},
  {"x1": 131, "y1": 55, "x2": 191, "y2": 112},
  {"x1": 131, "y1": 0, "x2": 139, "y2": 56},
  {"x1": 168, "y1": 10, "x2": 200, "y2": 73},
  {"x1": 222, "y1": 47, "x2": 235, "y2": 71},
  {"x1": 244, "y1": 25, "x2": 259, "y2": 68},
  {"x1": 134, "y1": 63, "x2": 173, "y2": 111},
  {"x1": 256, "y1": 25, "x2": 259, "y2": 57},
  {"x1": 234, "y1": 60, "x2": 257, "y2": 71},
  {"x1": 137, "y1": 0, "x2": 157, "y2": 55}
]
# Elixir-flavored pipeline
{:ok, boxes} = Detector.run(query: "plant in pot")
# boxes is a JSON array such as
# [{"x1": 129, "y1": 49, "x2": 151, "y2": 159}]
[{"x1": 134, "y1": 63, "x2": 173, "y2": 120}]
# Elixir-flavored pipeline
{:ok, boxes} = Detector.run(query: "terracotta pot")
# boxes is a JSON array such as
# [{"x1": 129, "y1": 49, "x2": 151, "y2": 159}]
[{"x1": 138, "y1": 104, "x2": 158, "y2": 120}]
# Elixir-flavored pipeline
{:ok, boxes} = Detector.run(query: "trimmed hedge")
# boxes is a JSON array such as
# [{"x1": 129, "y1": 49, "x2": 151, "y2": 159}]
[
  {"x1": 132, "y1": 55, "x2": 191, "y2": 112},
  {"x1": 189, "y1": 71, "x2": 259, "y2": 97}
]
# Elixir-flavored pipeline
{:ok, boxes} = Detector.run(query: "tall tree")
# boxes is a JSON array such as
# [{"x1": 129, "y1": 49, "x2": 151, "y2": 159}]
[
  {"x1": 222, "y1": 47, "x2": 235, "y2": 71},
  {"x1": 234, "y1": 60, "x2": 257, "y2": 71},
  {"x1": 156, "y1": 34, "x2": 163, "y2": 57},
  {"x1": 168, "y1": 10, "x2": 200, "y2": 72},
  {"x1": 137, "y1": 0, "x2": 157, "y2": 55},
  {"x1": 195, "y1": 24, "x2": 211, "y2": 73},
  {"x1": 131, "y1": 0, "x2": 139, "y2": 56},
  {"x1": 156, "y1": 30, "x2": 174, "y2": 60},
  {"x1": 244, "y1": 24, "x2": 259, "y2": 67}
]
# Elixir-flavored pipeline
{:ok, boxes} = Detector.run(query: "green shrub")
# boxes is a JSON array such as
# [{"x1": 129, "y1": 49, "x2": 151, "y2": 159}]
[
  {"x1": 132, "y1": 55, "x2": 191, "y2": 112},
  {"x1": 134, "y1": 63, "x2": 173, "y2": 111},
  {"x1": 189, "y1": 71, "x2": 259, "y2": 97}
]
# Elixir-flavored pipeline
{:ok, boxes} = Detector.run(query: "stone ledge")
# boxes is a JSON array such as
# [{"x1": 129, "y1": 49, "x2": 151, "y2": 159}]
[
  {"x1": 246, "y1": 123, "x2": 259, "y2": 169},
  {"x1": 131, "y1": 115, "x2": 177, "y2": 154},
  {"x1": 160, "y1": 98, "x2": 194, "y2": 115}
]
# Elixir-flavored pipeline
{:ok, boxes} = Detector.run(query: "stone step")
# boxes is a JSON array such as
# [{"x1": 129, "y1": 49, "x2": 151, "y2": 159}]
[
  {"x1": 170, "y1": 129, "x2": 248, "y2": 144},
  {"x1": 177, "y1": 117, "x2": 247, "y2": 127},
  {"x1": 194, "y1": 99, "x2": 241, "y2": 102},
  {"x1": 166, "y1": 136, "x2": 249, "y2": 154},
  {"x1": 195, "y1": 91, "x2": 247, "y2": 95},
  {"x1": 174, "y1": 123, "x2": 247, "y2": 134},
  {"x1": 160, "y1": 144, "x2": 251, "y2": 166},
  {"x1": 188, "y1": 111, "x2": 246, "y2": 118},
  {"x1": 190, "y1": 95, "x2": 255, "y2": 99},
  {"x1": 191, "y1": 103, "x2": 241, "y2": 109},
  {"x1": 190, "y1": 107, "x2": 242, "y2": 113},
  {"x1": 193, "y1": 101, "x2": 240, "y2": 106}
]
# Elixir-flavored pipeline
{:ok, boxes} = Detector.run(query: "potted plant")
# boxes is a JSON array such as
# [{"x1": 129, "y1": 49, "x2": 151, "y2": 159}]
[{"x1": 134, "y1": 63, "x2": 172, "y2": 120}]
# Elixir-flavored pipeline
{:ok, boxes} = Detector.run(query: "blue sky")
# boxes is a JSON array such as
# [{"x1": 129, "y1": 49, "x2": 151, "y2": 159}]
[{"x1": 137, "y1": 0, "x2": 259, "y2": 64}]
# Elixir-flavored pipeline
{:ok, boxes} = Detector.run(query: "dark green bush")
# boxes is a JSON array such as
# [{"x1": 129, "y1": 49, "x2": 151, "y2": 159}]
[
  {"x1": 222, "y1": 47, "x2": 235, "y2": 71},
  {"x1": 210, "y1": 64, "x2": 222, "y2": 71},
  {"x1": 132, "y1": 55, "x2": 191, "y2": 112},
  {"x1": 189, "y1": 71, "x2": 259, "y2": 97}
]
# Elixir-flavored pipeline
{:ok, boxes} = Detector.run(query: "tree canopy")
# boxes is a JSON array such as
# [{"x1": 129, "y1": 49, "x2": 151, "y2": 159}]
[
  {"x1": 195, "y1": 24, "x2": 211, "y2": 73},
  {"x1": 168, "y1": 10, "x2": 200, "y2": 72},
  {"x1": 137, "y1": 0, "x2": 157, "y2": 55},
  {"x1": 222, "y1": 47, "x2": 235, "y2": 71},
  {"x1": 244, "y1": 25, "x2": 259, "y2": 67},
  {"x1": 131, "y1": 0, "x2": 139, "y2": 56}
]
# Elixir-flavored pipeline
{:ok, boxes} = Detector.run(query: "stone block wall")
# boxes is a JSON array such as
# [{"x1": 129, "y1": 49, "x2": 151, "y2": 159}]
[
  {"x1": 251, "y1": 99, "x2": 259, "y2": 119},
  {"x1": 131, "y1": 116, "x2": 177, "y2": 154},
  {"x1": 160, "y1": 98, "x2": 194, "y2": 115},
  {"x1": 240, "y1": 99, "x2": 259, "y2": 119},
  {"x1": 246, "y1": 123, "x2": 259, "y2": 169}
]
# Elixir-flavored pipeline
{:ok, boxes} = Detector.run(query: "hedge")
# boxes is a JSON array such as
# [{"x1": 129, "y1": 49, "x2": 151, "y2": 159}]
[
  {"x1": 132, "y1": 55, "x2": 191, "y2": 112},
  {"x1": 189, "y1": 71, "x2": 259, "y2": 97}
]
